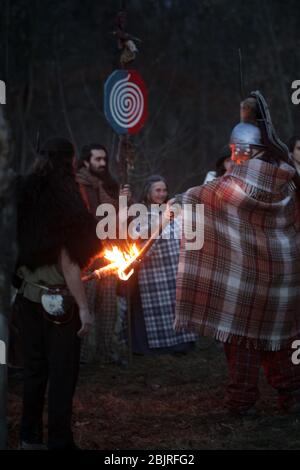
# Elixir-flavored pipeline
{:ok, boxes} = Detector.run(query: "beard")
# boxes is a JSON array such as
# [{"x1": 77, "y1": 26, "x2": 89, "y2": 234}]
[{"x1": 89, "y1": 164, "x2": 107, "y2": 179}]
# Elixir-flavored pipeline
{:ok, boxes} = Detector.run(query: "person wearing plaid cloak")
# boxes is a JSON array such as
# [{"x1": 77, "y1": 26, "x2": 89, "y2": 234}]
[
  {"x1": 121, "y1": 175, "x2": 198, "y2": 355},
  {"x1": 175, "y1": 94, "x2": 300, "y2": 415}
]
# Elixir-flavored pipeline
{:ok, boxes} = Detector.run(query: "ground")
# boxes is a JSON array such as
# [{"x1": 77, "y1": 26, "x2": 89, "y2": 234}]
[{"x1": 8, "y1": 340, "x2": 300, "y2": 450}]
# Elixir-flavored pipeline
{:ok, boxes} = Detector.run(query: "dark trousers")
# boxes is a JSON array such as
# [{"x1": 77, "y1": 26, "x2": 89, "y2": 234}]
[
  {"x1": 17, "y1": 296, "x2": 81, "y2": 449},
  {"x1": 224, "y1": 341, "x2": 300, "y2": 412}
]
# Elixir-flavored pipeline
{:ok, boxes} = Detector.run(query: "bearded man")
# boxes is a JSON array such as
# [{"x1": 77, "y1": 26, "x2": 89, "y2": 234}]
[{"x1": 76, "y1": 144, "x2": 130, "y2": 363}]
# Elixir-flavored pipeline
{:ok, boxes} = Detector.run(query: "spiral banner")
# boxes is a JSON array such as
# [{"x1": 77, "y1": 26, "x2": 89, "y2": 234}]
[{"x1": 104, "y1": 70, "x2": 148, "y2": 135}]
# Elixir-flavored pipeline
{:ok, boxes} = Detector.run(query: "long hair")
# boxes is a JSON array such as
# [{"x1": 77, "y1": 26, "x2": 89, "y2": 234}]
[
  {"x1": 27, "y1": 138, "x2": 79, "y2": 210},
  {"x1": 140, "y1": 175, "x2": 169, "y2": 206},
  {"x1": 77, "y1": 143, "x2": 119, "y2": 198},
  {"x1": 17, "y1": 138, "x2": 100, "y2": 270}
]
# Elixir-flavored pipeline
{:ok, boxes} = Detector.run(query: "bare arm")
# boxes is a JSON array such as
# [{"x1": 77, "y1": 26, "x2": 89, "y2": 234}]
[{"x1": 60, "y1": 248, "x2": 93, "y2": 338}]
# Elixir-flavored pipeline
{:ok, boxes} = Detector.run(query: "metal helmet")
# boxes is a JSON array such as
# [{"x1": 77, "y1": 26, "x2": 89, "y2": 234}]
[
  {"x1": 230, "y1": 123, "x2": 263, "y2": 147},
  {"x1": 229, "y1": 123, "x2": 265, "y2": 164}
]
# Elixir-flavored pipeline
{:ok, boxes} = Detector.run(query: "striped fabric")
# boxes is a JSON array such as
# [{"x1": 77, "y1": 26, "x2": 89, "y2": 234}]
[
  {"x1": 175, "y1": 158, "x2": 300, "y2": 351},
  {"x1": 137, "y1": 217, "x2": 198, "y2": 348},
  {"x1": 118, "y1": 217, "x2": 198, "y2": 349},
  {"x1": 224, "y1": 341, "x2": 300, "y2": 411},
  {"x1": 81, "y1": 271, "x2": 118, "y2": 363}
]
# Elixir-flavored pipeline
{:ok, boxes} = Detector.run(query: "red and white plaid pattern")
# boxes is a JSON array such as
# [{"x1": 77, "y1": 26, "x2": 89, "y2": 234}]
[
  {"x1": 175, "y1": 159, "x2": 300, "y2": 351},
  {"x1": 224, "y1": 341, "x2": 300, "y2": 411}
]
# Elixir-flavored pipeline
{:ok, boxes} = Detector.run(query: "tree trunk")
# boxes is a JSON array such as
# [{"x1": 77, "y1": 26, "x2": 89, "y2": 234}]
[{"x1": 0, "y1": 108, "x2": 15, "y2": 450}]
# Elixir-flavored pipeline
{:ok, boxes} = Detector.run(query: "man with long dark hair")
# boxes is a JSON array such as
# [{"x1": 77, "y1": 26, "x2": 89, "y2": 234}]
[
  {"x1": 16, "y1": 137, "x2": 100, "y2": 450},
  {"x1": 76, "y1": 144, "x2": 120, "y2": 212},
  {"x1": 76, "y1": 144, "x2": 130, "y2": 363}
]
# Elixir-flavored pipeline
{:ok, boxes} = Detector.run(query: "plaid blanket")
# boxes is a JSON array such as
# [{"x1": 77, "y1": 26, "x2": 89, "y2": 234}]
[
  {"x1": 175, "y1": 158, "x2": 300, "y2": 351},
  {"x1": 138, "y1": 217, "x2": 198, "y2": 348},
  {"x1": 81, "y1": 274, "x2": 118, "y2": 363}
]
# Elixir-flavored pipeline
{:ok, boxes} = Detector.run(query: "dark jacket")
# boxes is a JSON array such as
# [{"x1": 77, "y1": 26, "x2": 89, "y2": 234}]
[{"x1": 76, "y1": 167, "x2": 118, "y2": 217}]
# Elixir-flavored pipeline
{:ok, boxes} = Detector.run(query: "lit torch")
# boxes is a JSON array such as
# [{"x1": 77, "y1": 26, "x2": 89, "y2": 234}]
[
  {"x1": 81, "y1": 203, "x2": 178, "y2": 366},
  {"x1": 102, "y1": 243, "x2": 139, "y2": 281},
  {"x1": 82, "y1": 210, "x2": 172, "y2": 283},
  {"x1": 81, "y1": 243, "x2": 140, "y2": 282}
]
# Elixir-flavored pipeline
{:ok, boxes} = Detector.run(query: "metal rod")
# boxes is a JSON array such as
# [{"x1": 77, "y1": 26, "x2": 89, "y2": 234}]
[{"x1": 81, "y1": 265, "x2": 113, "y2": 282}]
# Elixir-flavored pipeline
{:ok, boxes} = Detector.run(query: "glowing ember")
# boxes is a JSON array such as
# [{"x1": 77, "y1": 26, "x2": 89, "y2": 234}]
[{"x1": 103, "y1": 243, "x2": 140, "y2": 281}]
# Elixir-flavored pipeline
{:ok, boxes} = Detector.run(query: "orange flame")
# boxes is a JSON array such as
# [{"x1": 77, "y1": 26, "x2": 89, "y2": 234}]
[{"x1": 103, "y1": 243, "x2": 140, "y2": 281}]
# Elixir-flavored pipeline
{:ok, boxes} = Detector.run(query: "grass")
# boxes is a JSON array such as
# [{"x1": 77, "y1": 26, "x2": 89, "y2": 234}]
[{"x1": 8, "y1": 339, "x2": 300, "y2": 450}]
